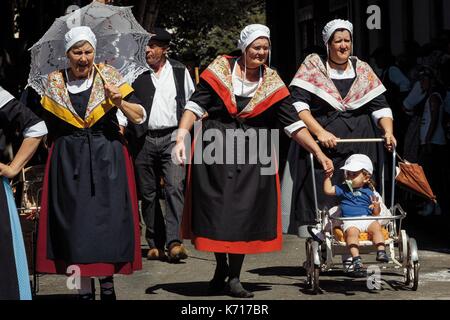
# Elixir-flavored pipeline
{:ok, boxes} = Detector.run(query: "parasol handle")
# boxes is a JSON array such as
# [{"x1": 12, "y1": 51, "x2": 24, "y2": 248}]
[
  {"x1": 93, "y1": 63, "x2": 108, "y2": 85},
  {"x1": 195, "y1": 67, "x2": 200, "y2": 85}
]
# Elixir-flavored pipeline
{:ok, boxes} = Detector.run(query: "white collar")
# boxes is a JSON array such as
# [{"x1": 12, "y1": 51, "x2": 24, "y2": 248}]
[
  {"x1": 232, "y1": 61, "x2": 261, "y2": 97},
  {"x1": 327, "y1": 61, "x2": 355, "y2": 80},
  {"x1": 65, "y1": 69, "x2": 94, "y2": 94}
]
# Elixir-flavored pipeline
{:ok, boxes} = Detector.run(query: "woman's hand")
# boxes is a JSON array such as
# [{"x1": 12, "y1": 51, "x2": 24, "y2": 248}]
[
  {"x1": 316, "y1": 152, "x2": 334, "y2": 175},
  {"x1": 317, "y1": 129, "x2": 338, "y2": 148},
  {"x1": 383, "y1": 132, "x2": 397, "y2": 152},
  {"x1": 0, "y1": 163, "x2": 18, "y2": 179},
  {"x1": 104, "y1": 84, "x2": 123, "y2": 108},
  {"x1": 172, "y1": 141, "x2": 187, "y2": 166}
]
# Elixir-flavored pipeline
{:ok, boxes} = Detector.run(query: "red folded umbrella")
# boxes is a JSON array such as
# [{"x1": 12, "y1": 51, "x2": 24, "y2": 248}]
[{"x1": 395, "y1": 160, "x2": 436, "y2": 203}]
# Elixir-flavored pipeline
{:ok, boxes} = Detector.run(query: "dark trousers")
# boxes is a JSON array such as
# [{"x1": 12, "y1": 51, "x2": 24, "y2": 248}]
[{"x1": 134, "y1": 128, "x2": 185, "y2": 249}]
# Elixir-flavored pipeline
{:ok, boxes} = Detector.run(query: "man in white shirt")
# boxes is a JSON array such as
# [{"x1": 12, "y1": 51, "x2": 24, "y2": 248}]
[{"x1": 128, "y1": 28, "x2": 195, "y2": 262}]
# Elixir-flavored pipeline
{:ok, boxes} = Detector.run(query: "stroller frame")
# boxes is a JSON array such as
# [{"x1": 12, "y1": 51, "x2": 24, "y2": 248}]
[{"x1": 304, "y1": 138, "x2": 420, "y2": 293}]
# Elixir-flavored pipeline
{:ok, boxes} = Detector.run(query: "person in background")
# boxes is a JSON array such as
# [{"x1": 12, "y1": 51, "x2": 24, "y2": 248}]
[
  {"x1": 416, "y1": 66, "x2": 447, "y2": 216},
  {"x1": 371, "y1": 47, "x2": 411, "y2": 154},
  {"x1": 128, "y1": 27, "x2": 195, "y2": 262},
  {"x1": 1, "y1": 86, "x2": 47, "y2": 300}
]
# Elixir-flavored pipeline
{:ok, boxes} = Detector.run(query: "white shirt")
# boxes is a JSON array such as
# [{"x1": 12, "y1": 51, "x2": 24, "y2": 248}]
[
  {"x1": 326, "y1": 61, "x2": 356, "y2": 80},
  {"x1": 231, "y1": 61, "x2": 262, "y2": 97},
  {"x1": 0, "y1": 86, "x2": 47, "y2": 138},
  {"x1": 148, "y1": 60, "x2": 195, "y2": 130}
]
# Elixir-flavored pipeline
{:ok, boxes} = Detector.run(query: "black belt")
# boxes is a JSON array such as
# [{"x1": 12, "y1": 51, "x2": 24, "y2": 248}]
[{"x1": 146, "y1": 127, "x2": 177, "y2": 137}]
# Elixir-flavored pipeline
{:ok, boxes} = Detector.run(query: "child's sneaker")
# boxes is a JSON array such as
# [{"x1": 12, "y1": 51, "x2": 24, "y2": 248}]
[
  {"x1": 376, "y1": 250, "x2": 389, "y2": 263},
  {"x1": 351, "y1": 256, "x2": 366, "y2": 278},
  {"x1": 343, "y1": 257, "x2": 353, "y2": 273}
]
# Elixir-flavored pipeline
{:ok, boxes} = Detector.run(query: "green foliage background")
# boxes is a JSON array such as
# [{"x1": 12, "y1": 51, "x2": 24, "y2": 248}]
[{"x1": 156, "y1": 0, "x2": 266, "y2": 68}]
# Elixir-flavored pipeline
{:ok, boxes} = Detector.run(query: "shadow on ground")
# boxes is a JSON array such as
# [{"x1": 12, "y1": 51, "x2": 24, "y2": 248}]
[{"x1": 145, "y1": 281, "x2": 272, "y2": 297}]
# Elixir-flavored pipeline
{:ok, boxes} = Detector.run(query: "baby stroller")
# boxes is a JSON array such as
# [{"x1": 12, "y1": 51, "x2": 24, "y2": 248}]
[{"x1": 303, "y1": 138, "x2": 419, "y2": 294}]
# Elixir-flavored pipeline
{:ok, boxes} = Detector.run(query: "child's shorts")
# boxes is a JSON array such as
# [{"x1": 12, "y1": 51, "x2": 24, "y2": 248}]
[{"x1": 342, "y1": 219, "x2": 376, "y2": 233}]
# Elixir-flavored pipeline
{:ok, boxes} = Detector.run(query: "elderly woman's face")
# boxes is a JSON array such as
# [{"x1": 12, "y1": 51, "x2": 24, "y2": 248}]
[
  {"x1": 329, "y1": 30, "x2": 352, "y2": 63},
  {"x1": 67, "y1": 42, "x2": 95, "y2": 79},
  {"x1": 245, "y1": 37, "x2": 270, "y2": 68}
]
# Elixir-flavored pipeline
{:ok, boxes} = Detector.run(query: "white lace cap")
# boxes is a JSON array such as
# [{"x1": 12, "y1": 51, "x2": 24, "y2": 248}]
[
  {"x1": 65, "y1": 26, "x2": 97, "y2": 52},
  {"x1": 237, "y1": 24, "x2": 270, "y2": 52},
  {"x1": 322, "y1": 19, "x2": 353, "y2": 46}
]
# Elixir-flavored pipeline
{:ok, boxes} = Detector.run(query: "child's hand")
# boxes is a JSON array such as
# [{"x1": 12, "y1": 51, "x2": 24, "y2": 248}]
[
  {"x1": 324, "y1": 171, "x2": 333, "y2": 179},
  {"x1": 369, "y1": 195, "x2": 381, "y2": 213}
]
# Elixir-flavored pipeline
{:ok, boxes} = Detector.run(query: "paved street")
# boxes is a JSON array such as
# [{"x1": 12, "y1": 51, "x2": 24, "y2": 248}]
[{"x1": 34, "y1": 221, "x2": 450, "y2": 301}]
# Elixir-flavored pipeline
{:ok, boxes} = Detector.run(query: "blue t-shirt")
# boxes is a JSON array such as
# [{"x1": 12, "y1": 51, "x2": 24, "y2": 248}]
[{"x1": 335, "y1": 184, "x2": 374, "y2": 217}]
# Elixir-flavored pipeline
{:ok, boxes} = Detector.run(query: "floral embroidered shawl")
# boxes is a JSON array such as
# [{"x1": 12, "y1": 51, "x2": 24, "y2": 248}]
[
  {"x1": 41, "y1": 64, "x2": 133, "y2": 128},
  {"x1": 200, "y1": 55, "x2": 289, "y2": 119},
  {"x1": 290, "y1": 53, "x2": 386, "y2": 112}
]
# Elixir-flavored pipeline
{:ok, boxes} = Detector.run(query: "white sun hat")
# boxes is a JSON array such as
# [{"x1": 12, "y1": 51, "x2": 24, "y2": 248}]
[{"x1": 340, "y1": 154, "x2": 373, "y2": 175}]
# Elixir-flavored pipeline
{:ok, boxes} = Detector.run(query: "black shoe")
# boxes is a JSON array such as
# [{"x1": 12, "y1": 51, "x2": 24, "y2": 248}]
[
  {"x1": 207, "y1": 267, "x2": 229, "y2": 295},
  {"x1": 207, "y1": 277, "x2": 227, "y2": 295},
  {"x1": 99, "y1": 276, "x2": 116, "y2": 301},
  {"x1": 100, "y1": 290, "x2": 116, "y2": 301},
  {"x1": 78, "y1": 293, "x2": 95, "y2": 300},
  {"x1": 227, "y1": 278, "x2": 254, "y2": 298},
  {"x1": 376, "y1": 250, "x2": 389, "y2": 263}
]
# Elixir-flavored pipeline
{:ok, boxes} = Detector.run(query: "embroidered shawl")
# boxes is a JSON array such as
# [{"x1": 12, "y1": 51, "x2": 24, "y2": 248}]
[
  {"x1": 290, "y1": 53, "x2": 386, "y2": 112},
  {"x1": 200, "y1": 55, "x2": 289, "y2": 119},
  {"x1": 41, "y1": 64, "x2": 134, "y2": 128}
]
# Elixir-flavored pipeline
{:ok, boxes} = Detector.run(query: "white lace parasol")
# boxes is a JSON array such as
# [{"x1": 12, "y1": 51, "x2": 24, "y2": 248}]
[{"x1": 27, "y1": 1, "x2": 151, "y2": 96}]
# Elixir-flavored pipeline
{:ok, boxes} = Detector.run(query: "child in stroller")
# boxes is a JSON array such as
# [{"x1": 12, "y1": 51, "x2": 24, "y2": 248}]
[{"x1": 323, "y1": 154, "x2": 389, "y2": 277}]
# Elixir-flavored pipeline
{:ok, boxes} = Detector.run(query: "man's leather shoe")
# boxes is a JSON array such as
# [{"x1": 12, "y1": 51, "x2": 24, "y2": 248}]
[
  {"x1": 167, "y1": 242, "x2": 188, "y2": 262},
  {"x1": 147, "y1": 248, "x2": 166, "y2": 261}
]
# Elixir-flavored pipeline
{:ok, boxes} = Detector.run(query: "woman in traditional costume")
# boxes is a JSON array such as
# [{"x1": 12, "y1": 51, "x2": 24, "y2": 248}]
[
  {"x1": 173, "y1": 24, "x2": 333, "y2": 298},
  {"x1": 288, "y1": 19, "x2": 396, "y2": 231},
  {"x1": 35, "y1": 26, "x2": 146, "y2": 300},
  {"x1": 1, "y1": 87, "x2": 47, "y2": 300}
]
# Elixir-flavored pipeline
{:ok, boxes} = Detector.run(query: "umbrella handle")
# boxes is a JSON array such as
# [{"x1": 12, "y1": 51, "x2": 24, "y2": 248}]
[{"x1": 93, "y1": 63, "x2": 108, "y2": 85}]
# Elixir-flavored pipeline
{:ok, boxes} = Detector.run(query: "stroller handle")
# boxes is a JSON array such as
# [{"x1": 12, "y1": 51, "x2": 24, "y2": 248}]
[
  {"x1": 315, "y1": 138, "x2": 385, "y2": 144},
  {"x1": 335, "y1": 138, "x2": 385, "y2": 143}
]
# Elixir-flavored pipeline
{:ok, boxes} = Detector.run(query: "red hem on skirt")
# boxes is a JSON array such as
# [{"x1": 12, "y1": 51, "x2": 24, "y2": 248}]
[
  {"x1": 36, "y1": 145, "x2": 142, "y2": 277},
  {"x1": 184, "y1": 153, "x2": 283, "y2": 254}
]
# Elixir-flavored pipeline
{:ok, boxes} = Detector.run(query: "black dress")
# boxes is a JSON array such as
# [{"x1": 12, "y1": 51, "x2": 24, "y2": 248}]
[
  {"x1": 36, "y1": 67, "x2": 142, "y2": 276},
  {"x1": 183, "y1": 55, "x2": 302, "y2": 254}
]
